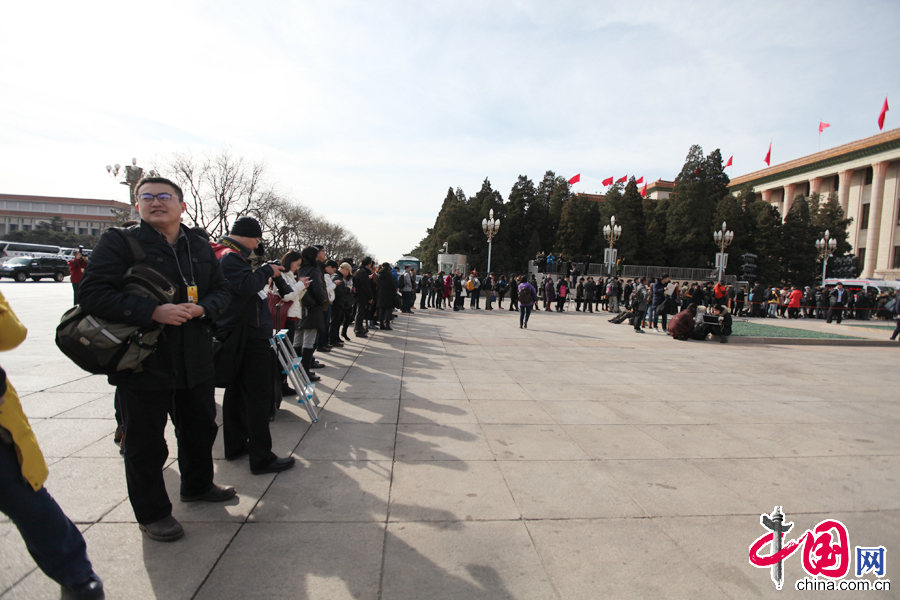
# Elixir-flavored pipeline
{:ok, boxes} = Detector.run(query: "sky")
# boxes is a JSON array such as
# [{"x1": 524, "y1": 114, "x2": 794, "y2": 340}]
[{"x1": 2, "y1": 1, "x2": 899, "y2": 262}]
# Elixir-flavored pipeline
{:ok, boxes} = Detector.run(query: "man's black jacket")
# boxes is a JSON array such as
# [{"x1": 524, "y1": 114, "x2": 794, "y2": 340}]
[
  {"x1": 352, "y1": 266, "x2": 373, "y2": 303},
  {"x1": 79, "y1": 222, "x2": 231, "y2": 389},
  {"x1": 211, "y1": 237, "x2": 277, "y2": 340}
]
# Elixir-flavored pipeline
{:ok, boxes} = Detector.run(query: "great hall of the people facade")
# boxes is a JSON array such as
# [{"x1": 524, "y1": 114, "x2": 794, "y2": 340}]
[
  {"x1": 642, "y1": 128, "x2": 900, "y2": 280},
  {"x1": 728, "y1": 128, "x2": 900, "y2": 280}
]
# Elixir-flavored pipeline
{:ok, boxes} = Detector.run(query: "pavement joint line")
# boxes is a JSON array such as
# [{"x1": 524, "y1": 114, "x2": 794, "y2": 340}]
[{"x1": 376, "y1": 312, "x2": 407, "y2": 600}]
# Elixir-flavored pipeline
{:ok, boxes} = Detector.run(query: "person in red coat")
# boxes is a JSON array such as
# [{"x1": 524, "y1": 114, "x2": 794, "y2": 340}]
[
  {"x1": 787, "y1": 285, "x2": 804, "y2": 319},
  {"x1": 67, "y1": 249, "x2": 88, "y2": 305}
]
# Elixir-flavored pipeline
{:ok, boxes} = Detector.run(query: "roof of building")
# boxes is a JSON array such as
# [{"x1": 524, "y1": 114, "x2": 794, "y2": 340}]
[
  {"x1": 0, "y1": 193, "x2": 131, "y2": 209},
  {"x1": 575, "y1": 192, "x2": 606, "y2": 202},
  {"x1": 647, "y1": 179, "x2": 674, "y2": 191},
  {"x1": 727, "y1": 127, "x2": 900, "y2": 190}
]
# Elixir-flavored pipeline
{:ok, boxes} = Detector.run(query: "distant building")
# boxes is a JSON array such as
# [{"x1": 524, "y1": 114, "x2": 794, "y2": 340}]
[
  {"x1": 0, "y1": 193, "x2": 130, "y2": 237},
  {"x1": 645, "y1": 180, "x2": 674, "y2": 200},
  {"x1": 575, "y1": 192, "x2": 606, "y2": 203},
  {"x1": 727, "y1": 128, "x2": 900, "y2": 279}
]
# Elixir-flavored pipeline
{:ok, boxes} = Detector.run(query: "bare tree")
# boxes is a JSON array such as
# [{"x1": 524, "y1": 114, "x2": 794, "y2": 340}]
[
  {"x1": 156, "y1": 147, "x2": 370, "y2": 262},
  {"x1": 160, "y1": 149, "x2": 270, "y2": 239}
]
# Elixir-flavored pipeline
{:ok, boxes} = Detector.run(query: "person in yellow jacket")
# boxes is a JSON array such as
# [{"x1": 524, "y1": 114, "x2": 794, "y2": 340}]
[{"x1": 0, "y1": 290, "x2": 104, "y2": 599}]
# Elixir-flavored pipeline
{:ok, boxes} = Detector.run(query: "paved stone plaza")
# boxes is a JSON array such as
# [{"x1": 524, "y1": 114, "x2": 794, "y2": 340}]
[{"x1": 1, "y1": 282, "x2": 898, "y2": 599}]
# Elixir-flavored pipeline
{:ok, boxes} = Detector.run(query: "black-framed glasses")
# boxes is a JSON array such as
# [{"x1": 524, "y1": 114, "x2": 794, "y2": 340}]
[{"x1": 138, "y1": 193, "x2": 177, "y2": 203}]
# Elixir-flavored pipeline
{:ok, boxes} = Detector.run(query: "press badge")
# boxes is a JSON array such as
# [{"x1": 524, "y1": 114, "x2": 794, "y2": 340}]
[{"x1": 187, "y1": 285, "x2": 199, "y2": 304}]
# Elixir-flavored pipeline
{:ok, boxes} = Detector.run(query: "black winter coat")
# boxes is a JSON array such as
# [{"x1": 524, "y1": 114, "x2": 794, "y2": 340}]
[
  {"x1": 212, "y1": 237, "x2": 277, "y2": 340},
  {"x1": 352, "y1": 266, "x2": 373, "y2": 303},
  {"x1": 79, "y1": 222, "x2": 231, "y2": 389},
  {"x1": 332, "y1": 272, "x2": 353, "y2": 311},
  {"x1": 298, "y1": 263, "x2": 327, "y2": 332},
  {"x1": 377, "y1": 269, "x2": 397, "y2": 309}
]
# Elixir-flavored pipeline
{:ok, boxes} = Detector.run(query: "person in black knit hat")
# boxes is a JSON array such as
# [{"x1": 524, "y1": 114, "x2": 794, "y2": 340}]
[{"x1": 211, "y1": 216, "x2": 295, "y2": 475}]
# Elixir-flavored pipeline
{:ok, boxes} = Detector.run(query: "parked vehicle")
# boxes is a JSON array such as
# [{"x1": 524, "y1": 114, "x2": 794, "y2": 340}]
[
  {"x1": 0, "y1": 256, "x2": 70, "y2": 282},
  {"x1": 0, "y1": 241, "x2": 61, "y2": 262}
]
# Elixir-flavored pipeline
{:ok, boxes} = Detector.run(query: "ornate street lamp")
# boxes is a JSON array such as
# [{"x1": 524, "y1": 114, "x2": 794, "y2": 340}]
[
  {"x1": 482, "y1": 209, "x2": 500, "y2": 274},
  {"x1": 602, "y1": 215, "x2": 622, "y2": 275},
  {"x1": 815, "y1": 230, "x2": 837, "y2": 286},
  {"x1": 713, "y1": 221, "x2": 734, "y2": 283},
  {"x1": 106, "y1": 158, "x2": 157, "y2": 219}
]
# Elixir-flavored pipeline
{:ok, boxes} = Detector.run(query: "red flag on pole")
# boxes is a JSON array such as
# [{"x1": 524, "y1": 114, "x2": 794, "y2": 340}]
[
  {"x1": 724, "y1": 155, "x2": 733, "y2": 168},
  {"x1": 568, "y1": 174, "x2": 581, "y2": 185},
  {"x1": 616, "y1": 175, "x2": 627, "y2": 184},
  {"x1": 602, "y1": 176, "x2": 614, "y2": 186},
  {"x1": 818, "y1": 121, "x2": 830, "y2": 134},
  {"x1": 640, "y1": 183, "x2": 647, "y2": 197},
  {"x1": 878, "y1": 97, "x2": 889, "y2": 130},
  {"x1": 635, "y1": 176, "x2": 643, "y2": 184},
  {"x1": 764, "y1": 142, "x2": 771, "y2": 166}
]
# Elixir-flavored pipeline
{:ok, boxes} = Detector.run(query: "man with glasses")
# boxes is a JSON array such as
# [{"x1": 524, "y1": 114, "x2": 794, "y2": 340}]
[{"x1": 79, "y1": 177, "x2": 235, "y2": 543}]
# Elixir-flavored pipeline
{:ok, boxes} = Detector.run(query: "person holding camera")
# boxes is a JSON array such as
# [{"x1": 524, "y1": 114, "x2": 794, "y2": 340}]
[
  {"x1": 213, "y1": 217, "x2": 295, "y2": 475},
  {"x1": 295, "y1": 246, "x2": 328, "y2": 381},
  {"x1": 67, "y1": 247, "x2": 88, "y2": 305}
]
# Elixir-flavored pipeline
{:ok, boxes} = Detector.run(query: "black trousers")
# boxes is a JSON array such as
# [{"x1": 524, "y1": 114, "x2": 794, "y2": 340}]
[
  {"x1": 117, "y1": 379, "x2": 218, "y2": 524},
  {"x1": 355, "y1": 301, "x2": 370, "y2": 332},
  {"x1": 330, "y1": 306, "x2": 344, "y2": 342},
  {"x1": 223, "y1": 338, "x2": 278, "y2": 471},
  {"x1": 826, "y1": 306, "x2": 844, "y2": 323},
  {"x1": 0, "y1": 443, "x2": 95, "y2": 588},
  {"x1": 632, "y1": 309, "x2": 646, "y2": 330}
]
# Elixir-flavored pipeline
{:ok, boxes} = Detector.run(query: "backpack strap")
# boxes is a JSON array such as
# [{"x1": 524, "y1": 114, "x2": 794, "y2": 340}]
[{"x1": 108, "y1": 226, "x2": 146, "y2": 266}]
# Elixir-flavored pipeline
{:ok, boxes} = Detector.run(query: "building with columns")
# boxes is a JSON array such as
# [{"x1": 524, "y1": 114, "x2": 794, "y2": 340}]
[{"x1": 728, "y1": 128, "x2": 900, "y2": 279}]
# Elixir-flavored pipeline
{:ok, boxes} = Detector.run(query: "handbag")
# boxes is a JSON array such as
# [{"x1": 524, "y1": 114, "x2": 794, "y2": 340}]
[
  {"x1": 267, "y1": 291, "x2": 293, "y2": 331},
  {"x1": 56, "y1": 229, "x2": 176, "y2": 375}
]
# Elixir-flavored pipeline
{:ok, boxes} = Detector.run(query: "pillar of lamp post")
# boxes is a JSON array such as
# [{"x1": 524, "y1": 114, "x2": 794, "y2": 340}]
[
  {"x1": 482, "y1": 209, "x2": 500, "y2": 275},
  {"x1": 107, "y1": 158, "x2": 157, "y2": 219},
  {"x1": 602, "y1": 215, "x2": 621, "y2": 276},
  {"x1": 713, "y1": 221, "x2": 734, "y2": 283},
  {"x1": 815, "y1": 230, "x2": 837, "y2": 286}
]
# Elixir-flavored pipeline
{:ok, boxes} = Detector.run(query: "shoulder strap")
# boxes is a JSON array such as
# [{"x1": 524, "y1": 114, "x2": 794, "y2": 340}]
[{"x1": 109, "y1": 226, "x2": 146, "y2": 265}]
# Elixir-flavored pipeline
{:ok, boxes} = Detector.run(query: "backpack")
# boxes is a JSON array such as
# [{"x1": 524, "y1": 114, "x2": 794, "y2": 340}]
[
  {"x1": 55, "y1": 229, "x2": 177, "y2": 375},
  {"x1": 636, "y1": 286, "x2": 649, "y2": 305},
  {"x1": 518, "y1": 285, "x2": 535, "y2": 305},
  {"x1": 466, "y1": 279, "x2": 475, "y2": 291}
]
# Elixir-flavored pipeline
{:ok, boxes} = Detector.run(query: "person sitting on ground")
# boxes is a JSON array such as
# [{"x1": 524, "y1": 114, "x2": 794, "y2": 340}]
[
  {"x1": 667, "y1": 304, "x2": 698, "y2": 340},
  {"x1": 692, "y1": 304, "x2": 732, "y2": 343}
]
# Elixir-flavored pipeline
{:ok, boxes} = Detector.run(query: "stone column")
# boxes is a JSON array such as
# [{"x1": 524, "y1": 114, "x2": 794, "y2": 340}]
[
  {"x1": 809, "y1": 177, "x2": 822, "y2": 197},
  {"x1": 837, "y1": 170, "x2": 854, "y2": 215},
  {"x1": 761, "y1": 189, "x2": 772, "y2": 206},
  {"x1": 782, "y1": 183, "x2": 797, "y2": 222},
  {"x1": 862, "y1": 161, "x2": 889, "y2": 278}
]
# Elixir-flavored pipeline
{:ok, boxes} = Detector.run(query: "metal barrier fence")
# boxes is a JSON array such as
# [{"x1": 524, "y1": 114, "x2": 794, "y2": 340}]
[{"x1": 528, "y1": 260, "x2": 736, "y2": 285}]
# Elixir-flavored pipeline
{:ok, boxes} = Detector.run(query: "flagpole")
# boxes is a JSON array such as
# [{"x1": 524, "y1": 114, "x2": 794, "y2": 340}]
[{"x1": 818, "y1": 118, "x2": 821, "y2": 152}]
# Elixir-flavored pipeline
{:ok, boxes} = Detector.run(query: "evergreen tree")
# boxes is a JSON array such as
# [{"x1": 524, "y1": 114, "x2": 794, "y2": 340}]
[
  {"x1": 780, "y1": 196, "x2": 818, "y2": 285},
  {"x1": 620, "y1": 178, "x2": 646, "y2": 263},
  {"x1": 745, "y1": 199, "x2": 783, "y2": 284},
  {"x1": 665, "y1": 145, "x2": 731, "y2": 268},
  {"x1": 555, "y1": 199, "x2": 584, "y2": 259},
  {"x1": 505, "y1": 176, "x2": 537, "y2": 272},
  {"x1": 810, "y1": 191, "x2": 853, "y2": 257}
]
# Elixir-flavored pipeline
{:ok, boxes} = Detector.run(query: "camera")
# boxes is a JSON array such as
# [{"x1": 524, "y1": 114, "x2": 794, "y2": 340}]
[{"x1": 268, "y1": 260, "x2": 293, "y2": 298}]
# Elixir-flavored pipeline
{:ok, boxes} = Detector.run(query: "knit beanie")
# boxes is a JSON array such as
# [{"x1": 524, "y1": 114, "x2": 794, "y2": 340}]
[{"x1": 230, "y1": 216, "x2": 262, "y2": 238}]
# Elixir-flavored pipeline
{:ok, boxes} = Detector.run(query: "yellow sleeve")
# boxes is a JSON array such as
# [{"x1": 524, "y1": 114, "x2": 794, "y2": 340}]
[{"x1": 0, "y1": 291, "x2": 27, "y2": 352}]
